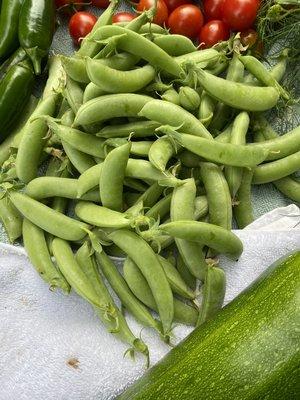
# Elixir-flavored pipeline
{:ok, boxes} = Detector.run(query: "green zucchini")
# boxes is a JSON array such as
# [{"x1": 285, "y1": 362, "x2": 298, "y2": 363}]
[{"x1": 118, "y1": 252, "x2": 300, "y2": 400}]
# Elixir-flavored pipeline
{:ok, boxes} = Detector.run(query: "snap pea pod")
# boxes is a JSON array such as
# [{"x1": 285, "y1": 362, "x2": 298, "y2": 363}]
[
  {"x1": 0, "y1": 0, "x2": 23, "y2": 60},
  {"x1": 86, "y1": 58, "x2": 156, "y2": 93},
  {"x1": 123, "y1": 257, "x2": 198, "y2": 326},
  {"x1": 124, "y1": 177, "x2": 148, "y2": 192},
  {"x1": 214, "y1": 123, "x2": 232, "y2": 143},
  {"x1": 23, "y1": 218, "x2": 70, "y2": 293},
  {"x1": 252, "y1": 151, "x2": 300, "y2": 184},
  {"x1": 46, "y1": 118, "x2": 106, "y2": 159},
  {"x1": 74, "y1": 241, "x2": 149, "y2": 359},
  {"x1": 16, "y1": 93, "x2": 59, "y2": 183},
  {"x1": 124, "y1": 192, "x2": 141, "y2": 207},
  {"x1": 97, "y1": 120, "x2": 161, "y2": 139},
  {"x1": 209, "y1": 53, "x2": 245, "y2": 132},
  {"x1": 9, "y1": 191, "x2": 89, "y2": 241},
  {"x1": 159, "y1": 220, "x2": 243, "y2": 260},
  {"x1": 197, "y1": 266, "x2": 226, "y2": 326},
  {"x1": 224, "y1": 112, "x2": 250, "y2": 197},
  {"x1": 161, "y1": 88, "x2": 180, "y2": 105},
  {"x1": 100, "y1": 143, "x2": 131, "y2": 211},
  {"x1": 198, "y1": 91, "x2": 215, "y2": 127},
  {"x1": 139, "y1": 99, "x2": 213, "y2": 139},
  {"x1": 248, "y1": 125, "x2": 300, "y2": 161},
  {"x1": 168, "y1": 130, "x2": 268, "y2": 167},
  {"x1": 60, "y1": 109, "x2": 96, "y2": 173},
  {"x1": 175, "y1": 48, "x2": 220, "y2": 67},
  {"x1": 25, "y1": 177, "x2": 101, "y2": 202},
  {"x1": 114, "y1": 21, "x2": 167, "y2": 35},
  {"x1": 197, "y1": 68, "x2": 279, "y2": 112},
  {"x1": 105, "y1": 138, "x2": 153, "y2": 158},
  {"x1": 95, "y1": 250, "x2": 163, "y2": 334},
  {"x1": 0, "y1": 61, "x2": 34, "y2": 144},
  {"x1": 62, "y1": 53, "x2": 139, "y2": 84},
  {"x1": 179, "y1": 87, "x2": 201, "y2": 112},
  {"x1": 158, "y1": 255, "x2": 196, "y2": 300},
  {"x1": 153, "y1": 34, "x2": 197, "y2": 56},
  {"x1": 108, "y1": 229, "x2": 174, "y2": 334},
  {"x1": 19, "y1": 0, "x2": 55, "y2": 75},
  {"x1": 252, "y1": 115, "x2": 278, "y2": 140},
  {"x1": 74, "y1": 94, "x2": 153, "y2": 127},
  {"x1": 75, "y1": 202, "x2": 149, "y2": 229},
  {"x1": 273, "y1": 177, "x2": 300, "y2": 203},
  {"x1": 83, "y1": 83, "x2": 106, "y2": 103},
  {"x1": 76, "y1": 0, "x2": 119, "y2": 58},
  {"x1": 171, "y1": 178, "x2": 207, "y2": 281},
  {"x1": 145, "y1": 193, "x2": 172, "y2": 220},
  {"x1": 176, "y1": 254, "x2": 197, "y2": 291},
  {"x1": 42, "y1": 56, "x2": 65, "y2": 100},
  {"x1": 63, "y1": 76, "x2": 83, "y2": 114},
  {"x1": 178, "y1": 150, "x2": 202, "y2": 168},
  {"x1": 239, "y1": 54, "x2": 289, "y2": 100},
  {"x1": 233, "y1": 169, "x2": 254, "y2": 228},
  {"x1": 132, "y1": 182, "x2": 164, "y2": 209},
  {"x1": 200, "y1": 162, "x2": 232, "y2": 230},
  {"x1": 91, "y1": 25, "x2": 183, "y2": 77},
  {"x1": 149, "y1": 136, "x2": 179, "y2": 172},
  {"x1": 0, "y1": 197, "x2": 22, "y2": 243}
]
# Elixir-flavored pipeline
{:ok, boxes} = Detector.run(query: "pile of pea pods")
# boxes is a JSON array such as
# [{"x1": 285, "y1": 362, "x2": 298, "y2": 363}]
[{"x1": 0, "y1": 5, "x2": 299, "y2": 361}]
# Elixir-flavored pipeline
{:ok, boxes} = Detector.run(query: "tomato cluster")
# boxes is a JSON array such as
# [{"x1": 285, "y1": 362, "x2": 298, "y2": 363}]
[{"x1": 56, "y1": 0, "x2": 260, "y2": 48}]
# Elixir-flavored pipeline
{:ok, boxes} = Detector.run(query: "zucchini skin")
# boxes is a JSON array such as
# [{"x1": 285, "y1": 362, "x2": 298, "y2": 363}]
[{"x1": 118, "y1": 252, "x2": 300, "y2": 400}]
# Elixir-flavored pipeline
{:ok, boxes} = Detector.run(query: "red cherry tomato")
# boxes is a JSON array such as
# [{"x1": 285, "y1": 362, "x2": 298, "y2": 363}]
[
  {"x1": 112, "y1": 12, "x2": 136, "y2": 24},
  {"x1": 137, "y1": 0, "x2": 169, "y2": 26},
  {"x1": 69, "y1": 11, "x2": 97, "y2": 45},
  {"x1": 55, "y1": 0, "x2": 88, "y2": 15},
  {"x1": 199, "y1": 20, "x2": 230, "y2": 48},
  {"x1": 203, "y1": 0, "x2": 225, "y2": 20},
  {"x1": 163, "y1": 0, "x2": 192, "y2": 13},
  {"x1": 168, "y1": 5, "x2": 204, "y2": 39},
  {"x1": 91, "y1": 0, "x2": 110, "y2": 7},
  {"x1": 222, "y1": 0, "x2": 260, "y2": 31}
]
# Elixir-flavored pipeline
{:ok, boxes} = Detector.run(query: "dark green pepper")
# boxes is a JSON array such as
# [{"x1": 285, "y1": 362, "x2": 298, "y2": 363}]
[
  {"x1": 0, "y1": 47, "x2": 27, "y2": 79},
  {"x1": 0, "y1": 0, "x2": 23, "y2": 60},
  {"x1": 18, "y1": 0, "x2": 55, "y2": 75},
  {"x1": 0, "y1": 60, "x2": 34, "y2": 144}
]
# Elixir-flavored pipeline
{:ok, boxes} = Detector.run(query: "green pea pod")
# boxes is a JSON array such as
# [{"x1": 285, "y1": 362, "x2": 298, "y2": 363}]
[
  {"x1": 19, "y1": 0, "x2": 55, "y2": 75},
  {"x1": 197, "y1": 265, "x2": 226, "y2": 326},
  {"x1": 0, "y1": 0, "x2": 22, "y2": 60},
  {"x1": 0, "y1": 61, "x2": 34, "y2": 144}
]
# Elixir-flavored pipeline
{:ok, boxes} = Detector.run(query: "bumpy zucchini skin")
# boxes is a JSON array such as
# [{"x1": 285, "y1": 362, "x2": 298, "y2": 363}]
[{"x1": 118, "y1": 252, "x2": 300, "y2": 400}]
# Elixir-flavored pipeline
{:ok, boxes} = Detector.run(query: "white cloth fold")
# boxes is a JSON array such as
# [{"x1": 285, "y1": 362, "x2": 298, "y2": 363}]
[{"x1": 0, "y1": 205, "x2": 299, "y2": 400}]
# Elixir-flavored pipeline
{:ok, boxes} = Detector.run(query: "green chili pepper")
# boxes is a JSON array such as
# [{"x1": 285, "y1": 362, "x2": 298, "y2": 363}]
[
  {"x1": 0, "y1": 47, "x2": 27, "y2": 78},
  {"x1": 0, "y1": 0, "x2": 23, "y2": 60},
  {"x1": 0, "y1": 61, "x2": 34, "y2": 144},
  {"x1": 19, "y1": 0, "x2": 55, "y2": 75}
]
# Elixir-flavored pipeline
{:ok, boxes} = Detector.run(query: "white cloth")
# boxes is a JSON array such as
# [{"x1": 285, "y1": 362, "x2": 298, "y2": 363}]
[{"x1": 0, "y1": 205, "x2": 300, "y2": 400}]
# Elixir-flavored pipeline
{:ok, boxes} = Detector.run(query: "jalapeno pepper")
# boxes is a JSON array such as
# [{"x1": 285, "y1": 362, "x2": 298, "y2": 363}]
[
  {"x1": 0, "y1": 47, "x2": 27, "y2": 79},
  {"x1": 18, "y1": 0, "x2": 56, "y2": 75},
  {"x1": 0, "y1": 0, "x2": 23, "y2": 60},
  {"x1": 0, "y1": 60, "x2": 34, "y2": 144}
]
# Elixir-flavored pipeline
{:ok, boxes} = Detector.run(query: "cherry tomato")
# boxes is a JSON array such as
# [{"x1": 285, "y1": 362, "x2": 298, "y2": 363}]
[
  {"x1": 55, "y1": 0, "x2": 88, "y2": 15},
  {"x1": 163, "y1": 0, "x2": 192, "y2": 13},
  {"x1": 168, "y1": 5, "x2": 204, "y2": 39},
  {"x1": 69, "y1": 11, "x2": 97, "y2": 45},
  {"x1": 199, "y1": 20, "x2": 230, "y2": 48},
  {"x1": 203, "y1": 0, "x2": 224, "y2": 20},
  {"x1": 222, "y1": 0, "x2": 260, "y2": 31},
  {"x1": 91, "y1": 0, "x2": 110, "y2": 7},
  {"x1": 112, "y1": 12, "x2": 136, "y2": 24},
  {"x1": 137, "y1": 0, "x2": 169, "y2": 26}
]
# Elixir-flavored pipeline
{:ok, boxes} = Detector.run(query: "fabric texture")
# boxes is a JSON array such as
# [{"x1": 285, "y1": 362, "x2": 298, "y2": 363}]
[{"x1": 0, "y1": 206, "x2": 299, "y2": 400}]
